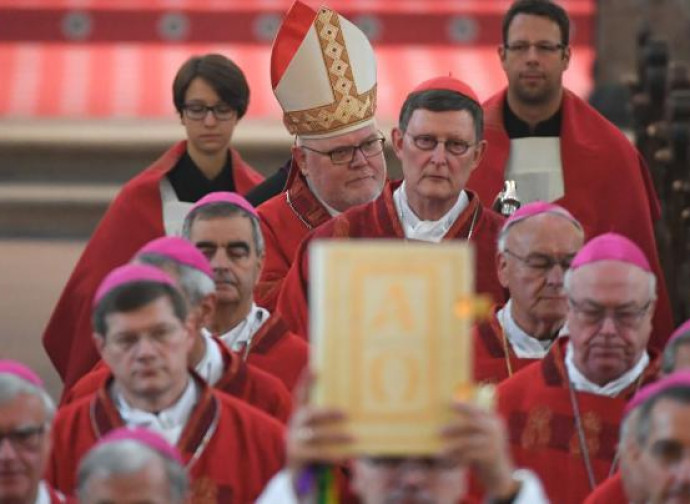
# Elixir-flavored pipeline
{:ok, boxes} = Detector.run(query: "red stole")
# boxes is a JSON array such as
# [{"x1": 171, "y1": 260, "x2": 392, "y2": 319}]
[
  {"x1": 255, "y1": 162, "x2": 332, "y2": 311},
  {"x1": 245, "y1": 312, "x2": 308, "y2": 391},
  {"x1": 48, "y1": 373, "x2": 285, "y2": 503},
  {"x1": 472, "y1": 306, "x2": 540, "y2": 384},
  {"x1": 583, "y1": 473, "x2": 628, "y2": 504},
  {"x1": 497, "y1": 338, "x2": 658, "y2": 504},
  {"x1": 466, "y1": 89, "x2": 672, "y2": 351},
  {"x1": 43, "y1": 141, "x2": 263, "y2": 389},
  {"x1": 276, "y1": 180, "x2": 506, "y2": 337}
]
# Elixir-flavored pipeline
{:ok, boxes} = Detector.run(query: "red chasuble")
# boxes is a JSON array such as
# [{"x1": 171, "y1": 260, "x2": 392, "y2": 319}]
[
  {"x1": 466, "y1": 89, "x2": 672, "y2": 351},
  {"x1": 61, "y1": 339, "x2": 292, "y2": 423},
  {"x1": 45, "y1": 482, "x2": 70, "y2": 503},
  {"x1": 472, "y1": 306, "x2": 540, "y2": 384},
  {"x1": 496, "y1": 338, "x2": 658, "y2": 504},
  {"x1": 47, "y1": 374, "x2": 285, "y2": 503},
  {"x1": 583, "y1": 473, "x2": 628, "y2": 504},
  {"x1": 245, "y1": 313, "x2": 308, "y2": 391},
  {"x1": 43, "y1": 141, "x2": 263, "y2": 389},
  {"x1": 275, "y1": 180, "x2": 506, "y2": 337},
  {"x1": 256, "y1": 163, "x2": 332, "y2": 311}
]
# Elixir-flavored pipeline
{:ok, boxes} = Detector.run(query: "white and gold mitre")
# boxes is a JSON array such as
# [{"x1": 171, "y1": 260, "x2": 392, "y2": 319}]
[{"x1": 270, "y1": 0, "x2": 378, "y2": 139}]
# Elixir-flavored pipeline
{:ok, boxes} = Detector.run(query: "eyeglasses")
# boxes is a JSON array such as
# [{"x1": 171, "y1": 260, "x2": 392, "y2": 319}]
[
  {"x1": 183, "y1": 103, "x2": 236, "y2": 121},
  {"x1": 504, "y1": 41, "x2": 565, "y2": 55},
  {"x1": 300, "y1": 136, "x2": 385, "y2": 165},
  {"x1": 504, "y1": 249, "x2": 574, "y2": 272},
  {"x1": 0, "y1": 424, "x2": 47, "y2": 451},
  {"x1": 568, "y1": 298, "x2": 654, "y2": 330},
  {"x1": 404, "y1": 132, "x2": 476, "y2": 156}
]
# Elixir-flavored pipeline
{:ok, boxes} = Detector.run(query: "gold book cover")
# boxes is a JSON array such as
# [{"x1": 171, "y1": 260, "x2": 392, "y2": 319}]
[{"x1": 309, "y1": 240, "x2": 477, "y2": 456}]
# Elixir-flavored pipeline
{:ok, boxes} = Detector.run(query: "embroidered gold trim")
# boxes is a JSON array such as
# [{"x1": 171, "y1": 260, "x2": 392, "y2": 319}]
[{"x1": 283, "y1": 7, "x2": 377, "y2": 136}]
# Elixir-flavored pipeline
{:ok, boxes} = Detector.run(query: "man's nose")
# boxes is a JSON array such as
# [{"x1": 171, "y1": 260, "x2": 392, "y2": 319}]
[
  {"x1": 599, "y1": 313, "x2": 617, "y2": 334},
  {"x1": 203, "y1": 109, "x2": 218, "y2": 126},
  {"x1": 430, "y1": 141, "x2": 448, "y2": 164},
  {"x1": 546, "y1": 263, "x2": 566, "y2": 285},
  {"x1": 211, "y1": 249, "x2": 231, "y2": 269},
  {"x1": 0, "y1": 437, "x2": 18, "y2": 459}
]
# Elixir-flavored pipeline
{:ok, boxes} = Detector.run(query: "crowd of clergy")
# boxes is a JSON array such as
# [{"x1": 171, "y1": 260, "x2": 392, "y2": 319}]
[{"x1": 3, "y1": 0, "x2": 690, "y2": 503}]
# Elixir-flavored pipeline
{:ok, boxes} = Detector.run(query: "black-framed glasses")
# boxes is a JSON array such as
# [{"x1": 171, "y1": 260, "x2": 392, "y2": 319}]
[
  {"x1": 504, "y1": 249, "x2": 575, "y2": 272},
  {"x1": 300, "y1": 136, "x2": 386, "y2": 165},
  {"x1": 504, "y1": 41, "x2": 565, "y2": 55},
  {"x1": 0, "y1": 424, "x2": 47, "y2": 451},
  {"x1": 568, "y1": 298, "x2": 654, "y2": 330},
  {"x1": 183, "y1": 102, "x2": 236, "y2": 121},
  {"x1": 404, "y1": 132, "x2": 476, "y2": 156}
]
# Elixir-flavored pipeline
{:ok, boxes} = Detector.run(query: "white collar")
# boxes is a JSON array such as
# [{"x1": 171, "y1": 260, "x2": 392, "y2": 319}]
[
  {"x1": 393, "y1": 181, "x2": 469, "y2": 242},
  {"x1": 114, "y1": 377, "x2": 198, "y2": 445},
  {"x1": 194, "y1": 332, "x2": 225, "y2": 385},
  {"x1": 215, "y1": 303, "x2": 270, "y2": 354},
  {"x1": 565, "y1": 341, "x2": 649, "y2": 397},
  {"x1": 497, "y1": 300, "x2": 563, "y2": 358},
  {"x1": 306, "y1": 177, "x2": 341, "y2": 216},
  {"x1": 35, "y1": 482, "x2": 52, "y2": 504}
]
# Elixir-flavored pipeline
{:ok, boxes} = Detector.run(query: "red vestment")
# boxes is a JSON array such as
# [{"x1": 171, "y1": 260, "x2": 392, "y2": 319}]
[
  {"x1": 466, "y1": 89, "x2": 672, "y2": 350},
  {"x1": 245, "y1": 313, "x2": 308, "y2": 391},
  {"x1": 583, "y1": 473, "x2": 628, "y2": 504},
  {"x1": 45, "y1": 482, "x2": 70, "y2": 503},
  {"x1": 472, "y1": 306, "x2": 540, "y2": 384},
  {"x1": 61, "y1": 339, "x2": 292, "y2": 423},
  {"x1": 43, "y1": 141, "x2": 263, "y2": 389},
  {"x1": 47, "y1": 374, "x2": 285, "y2": 503},
  {"x1": 496, "y1": 338, "x2": 658, "y2": 504},
  {"x1": 275, "y1": 181, "x2": 506, "y2": 337},
  {"x1": 256, "y1": 164, "x2": 331, "y2": 311}
]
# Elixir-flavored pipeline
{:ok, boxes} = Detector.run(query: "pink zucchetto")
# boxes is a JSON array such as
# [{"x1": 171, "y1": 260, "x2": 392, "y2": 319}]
[
  {"x1": 0, "y1": 360, "x2": 43, "y2": 387},
  {"x1": 97, "y1": 427, "x2": 183, "y2": 464},
  {"x1": 624, "y1": 371, "x2": 690, "y2": 417},
  {"x1": 570, "y1": 232, "x2": 652, "y2": 272},
  {"x1": 136, "y1": 236, "x2": 212, "y2": 279},
  {"x1": 410, "y1": 76, "x2": 480, "y2": 105},
  {"x1": 501, "y1": 201, "x2": 582, "y2": 234},
  {"x1": 668, "y1": 319, "x2": 690, "y2": 345},
  {"x1": 189, "y1": 191, "x2": 258, "y2": 218},
  {"x1": 94, "y1": 264, "x2": 177, "y2": 306}
]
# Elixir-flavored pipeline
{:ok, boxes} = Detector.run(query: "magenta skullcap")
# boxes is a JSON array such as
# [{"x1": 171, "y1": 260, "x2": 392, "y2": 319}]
[
  {"x1": 668, "y1": 319, "x2": 690, "y2": 345},
  {"x1": 624, "y1": 371, "x2": 690, "y2": 417},
  {"x1": 136, "y1": 236, "x2": 212, "y2": 279},
  {"x1": 570, "y1": 232, "x2": 652, "y2": 272},
  {"x1": 501, "y1": 201, "x2": 582, "y2": 235},
  {"x1": 97, "y1": 427, "x2": 183, "y2": 464},
  {"x1": 410, "y1": 76, "x2": 480, "y2": 105},
  {"x1": 94, "y1": 264, "x2": 177, "y2": 306},
  {"x1": 0, "y1": 360, "x2": 43, "y2": 387},
  {"x1": 189, "y1": 191, "x2": 258, "y2": 218}
]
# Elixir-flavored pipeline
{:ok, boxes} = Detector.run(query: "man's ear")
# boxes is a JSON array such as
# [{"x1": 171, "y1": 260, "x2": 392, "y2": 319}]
[
  {"x1": 292, "y1": 145, "x2": 308, "y2": 177},
  {"x1": 391, "y1": 127, "x2": 404, "y2": 161},
  {"x1": 93, "y1": 333, "x2": 106, "y2": 357},
  {"x1": 496, "y1": 251, "x2": 510, "y2": 289},
  {"x1": 197, "y1": 293, "x2": 217, "y2": 329}
]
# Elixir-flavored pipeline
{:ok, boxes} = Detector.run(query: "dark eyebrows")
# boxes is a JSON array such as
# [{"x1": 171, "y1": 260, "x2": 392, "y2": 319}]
[{"x1": 195, "y1": 240, "x2": 250, "y2": 253}]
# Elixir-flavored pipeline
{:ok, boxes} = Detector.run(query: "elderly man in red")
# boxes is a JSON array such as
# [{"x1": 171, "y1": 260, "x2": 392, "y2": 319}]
[
  {"x1": 473, "y1": 201, "x2": 584, "y2": 383},
  {"x1": 47, "y1": 264, "x2": 285, "y2": 502},
  {"x1": 497, "y1": 232, "x2": 660, "y2": 504}
]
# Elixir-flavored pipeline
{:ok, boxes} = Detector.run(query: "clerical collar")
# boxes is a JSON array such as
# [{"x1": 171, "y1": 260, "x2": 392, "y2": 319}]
[
  {"x1": 305, "y1": 177, "x2": 341, "y2": 217},
  {"x1": 565, "y1": 341, "x2": 649, "y2": 397},
  {"x1": 215, "y1": 303, "x2": 270, "y2": 355},
  {"x1": 393, "y1": 181, "x2": 469, "y2": 243},
  {"x1": 194, "y1": 331, "x2": 225, "y2": 386},
  {"x1": 35, "y1": 482, "x2": 51, "y2": 504},
  {"x1": 113, "y1": 377, "x2": 198, "y2": 445},
  {"x1": 497, "y1": 300, "x2": 564, "y2": 358},
  {"x1": 166, "y1": 150, "x2": 235, "y2": 203},
  {"x1": 503, "y1": 99, "x2": 562, "y2": 138}
]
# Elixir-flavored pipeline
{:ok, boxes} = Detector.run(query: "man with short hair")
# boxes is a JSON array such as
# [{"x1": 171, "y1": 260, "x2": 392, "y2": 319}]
[
  {"x1": 276, "y1": 76, "x2": 505, "y2": 337},
  {"x1": 466, "y1": 0, "x2": 672, "y2": 350},
  {"x1": 255, "y1": 1, "x2": 387, "y2": 311},
  {"x1": 76, "y1": 427, "x2": 189, "y2": 504},
  {"x1": 661, "y1": 320, "x2": 690, "y2": 375},
  {"x1": 497, "y1": 233, "x2": 660, "y2": 504},
  {"x1": 0, "y1": 360, "x2": 66, "y2": 504},
  {"x1": 474, "y1": 201, "x2": 584, "y2": 383},
  {"x1": 47, "y1": 264, "x2": 285, "y2": 502},
  {"x1": 183, "y1": 192, "x2": 308, "y2": 390},
  {"x1": 44, "y1": 53, "x2": 264, "y2": 390},
  {"x1": 63, "y1": 236, "x2": 293, "y2": 422}
]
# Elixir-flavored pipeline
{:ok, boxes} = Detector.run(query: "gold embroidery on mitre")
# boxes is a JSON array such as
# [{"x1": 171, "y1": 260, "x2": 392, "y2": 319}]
[
  {"x1": 521, "y1": 405, "x2": 552, "y2": 450},
  {"x1": 284, "y1": 7, "x2": 376, "y2": 136},
  {"x1": 190, "y1": 477, "x2": 217, "y2": 504},
  {"x1": 570, "y1": 411, "x2": 602, "y2": 457}
]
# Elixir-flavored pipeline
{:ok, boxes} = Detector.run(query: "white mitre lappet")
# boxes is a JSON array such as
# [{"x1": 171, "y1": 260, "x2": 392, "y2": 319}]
[{"x1": 270, "y1": 0, "x2": 378, "y2": 139}]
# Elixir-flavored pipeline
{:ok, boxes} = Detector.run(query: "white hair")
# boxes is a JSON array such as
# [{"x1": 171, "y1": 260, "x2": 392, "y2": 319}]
[
  {"x1": 563, "y1": 267, "x2": 658, "y2": 301},
  {"x1": 137, "y1": 254, "x2": 215, "y2": 307},
  {"x1": 0, "y1": 373, "x2": 55, "y2": 422},
  {"x1": 497, "y1": 210, "x2": 584, "y2": 253}
]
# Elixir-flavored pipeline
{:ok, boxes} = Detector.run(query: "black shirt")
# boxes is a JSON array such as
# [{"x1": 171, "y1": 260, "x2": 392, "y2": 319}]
[
  {"x1": 166, "y1": 151, "x2": 235, "y2": 203},
  {"x1": 503, "y1": 99, "x2": 562, "y2": 138}
]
